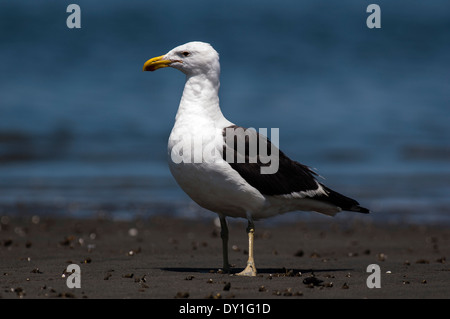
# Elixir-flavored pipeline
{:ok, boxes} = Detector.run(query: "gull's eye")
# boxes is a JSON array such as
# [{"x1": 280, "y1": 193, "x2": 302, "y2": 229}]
[{"x1": 181, "y1": 51, "x2": 191, "y2": 57}]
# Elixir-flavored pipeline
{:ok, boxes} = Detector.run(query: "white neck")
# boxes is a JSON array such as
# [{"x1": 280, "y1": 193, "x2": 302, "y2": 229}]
[{"x1": 175, "y1": 72, "x2": 228, "y2": 125}]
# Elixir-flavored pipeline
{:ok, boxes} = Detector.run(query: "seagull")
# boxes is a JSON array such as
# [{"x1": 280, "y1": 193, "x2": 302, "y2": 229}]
[{"x1": 143, "y1": 41, "x2": 369, "y2": 276}]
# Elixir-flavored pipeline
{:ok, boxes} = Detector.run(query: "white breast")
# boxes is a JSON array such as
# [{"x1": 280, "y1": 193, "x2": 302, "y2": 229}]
[{"x1": 167, "y1": 121, "x2": 266, "y2": 218}]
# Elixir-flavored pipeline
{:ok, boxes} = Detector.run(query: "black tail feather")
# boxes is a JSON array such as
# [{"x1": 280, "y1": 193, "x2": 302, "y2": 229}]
[{"x1": 318, "y1": 184, "x2": 370, "y2": 214}]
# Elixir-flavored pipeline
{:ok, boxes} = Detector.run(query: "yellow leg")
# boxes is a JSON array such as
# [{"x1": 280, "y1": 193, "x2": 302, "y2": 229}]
[{"x1": 236, "y1": 220, "x2": 257, "y2": 276}]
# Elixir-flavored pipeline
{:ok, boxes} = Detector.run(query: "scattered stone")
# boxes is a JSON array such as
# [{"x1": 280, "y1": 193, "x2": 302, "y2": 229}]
[
  {"x1": 285, "y1": 269, "x2": 295, "y2": 277},
  {"x1": 59, "y1": 236, "x2": 75, "y2": 247},
  {"x1": 128, "y1": 228, "x2": 138, "y2": 237},
  {"x1": 294, "y1": 250, "x2": 304, "y2": 257},
  {"x1": 3, "y1": 239, "x2": 13, "y2": 247},
  {"x1": 31, "y1": 268, "x2": 43, "y2": 274},
  {"x1": 302, "y1": 276, "x2": 323, "y2": 287},
  {"x1": 175, "y1": 291, "x2": 189, "y2": 298},
  {"x1": 12, "y1": 287, "x2": 25, "y2": 298},
  {"x1": 283, "y1": 288, "x2": 293, "y2": 296},
  {"x1": 127, "y1": 247, "x2": 141, "y2": 256}
]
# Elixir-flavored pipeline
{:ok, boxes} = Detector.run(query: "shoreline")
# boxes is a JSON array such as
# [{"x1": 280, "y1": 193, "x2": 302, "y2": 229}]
[{"x1": 1, "y1": 214, "x2": 449, "y2": 299}]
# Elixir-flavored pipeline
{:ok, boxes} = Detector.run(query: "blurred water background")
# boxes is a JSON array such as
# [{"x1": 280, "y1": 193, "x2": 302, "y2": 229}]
[{"x1": 0, "y1": 0, "x2": 449, "y2": 224}]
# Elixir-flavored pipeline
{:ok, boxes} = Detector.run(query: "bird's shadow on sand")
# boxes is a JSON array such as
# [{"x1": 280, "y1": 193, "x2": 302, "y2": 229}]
[{"x1": 160, "y1": 267, "x2": 353, "y2": 275}]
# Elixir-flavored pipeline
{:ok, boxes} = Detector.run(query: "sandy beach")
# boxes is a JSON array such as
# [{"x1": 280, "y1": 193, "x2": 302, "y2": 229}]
[{"x1": 1, "y1": 213, "x2": 449, "y2": 301}]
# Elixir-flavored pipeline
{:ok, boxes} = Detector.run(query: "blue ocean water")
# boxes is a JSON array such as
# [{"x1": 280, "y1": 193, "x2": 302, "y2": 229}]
[{"x1": 1, "y1": 0, "x2": 449, "y2": 224}]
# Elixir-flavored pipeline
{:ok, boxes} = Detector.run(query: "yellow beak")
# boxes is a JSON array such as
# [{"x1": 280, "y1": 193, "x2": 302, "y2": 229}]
[{"x1": 143, "y1": 55, "x2": 172, "y2": 71}]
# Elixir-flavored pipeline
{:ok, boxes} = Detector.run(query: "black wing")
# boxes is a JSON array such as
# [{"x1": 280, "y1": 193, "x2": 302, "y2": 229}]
[{"x1": 222, "y1": 125, "x2": 369, "y2": 213}]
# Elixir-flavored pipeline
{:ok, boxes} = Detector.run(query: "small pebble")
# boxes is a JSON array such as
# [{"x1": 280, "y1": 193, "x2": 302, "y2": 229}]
[
  {"x1": 12, "y1": 287, "x2": 26, "y2": 298},
  {"x1": 31, "y1": 268, "x2": 43, "y2": 274},
  {"x1": 294, "y1": 250, "x2": 304, "y2": 257},
  {"x1": 3, "y1": 239, "x2": 13, "y2": 247},
  {"x1": 175, "y1": 291, "x2": 189, "y2": 298},
  {"x1": 302, "y1": 276, "x2": 323, "y2": 287},
  {"x1": 285, "y1": 269, "x2": 295, "y2": 277},
  {"x1": 283, "y1": 288, "x2": 293, "y2": 296},
  {"x1": 128, "y1": 228, "x2": 138, "y2": 237},
  {"x1": 31, "y1": 215, "x2": 40, "y2": 224}
]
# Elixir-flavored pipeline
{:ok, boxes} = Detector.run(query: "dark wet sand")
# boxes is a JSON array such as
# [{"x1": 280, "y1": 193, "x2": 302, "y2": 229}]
[{"x1": 0, "y1": 215, "x2": 449, "y2": 299}]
